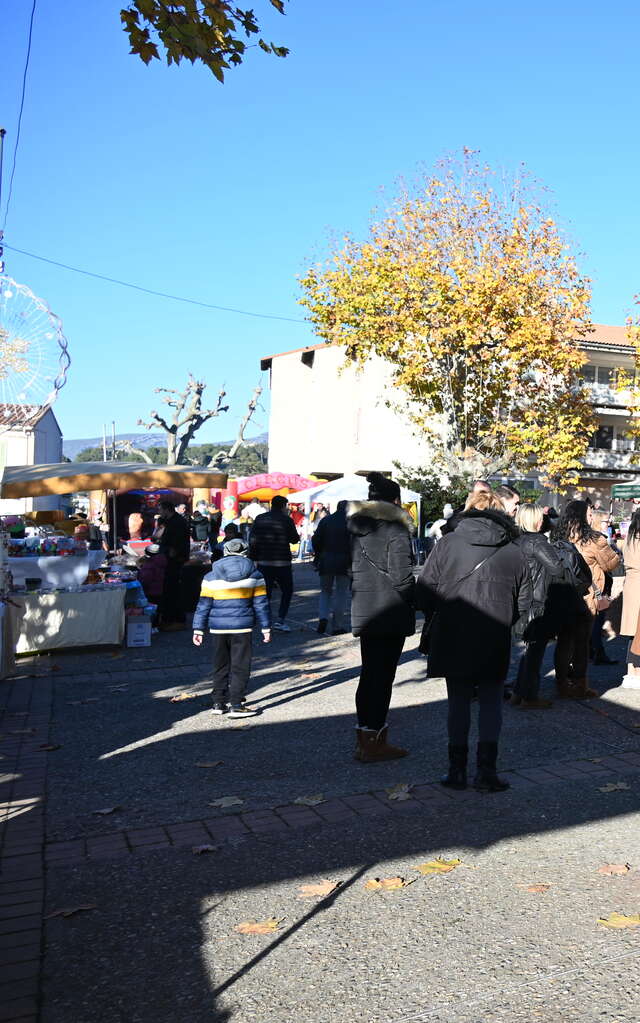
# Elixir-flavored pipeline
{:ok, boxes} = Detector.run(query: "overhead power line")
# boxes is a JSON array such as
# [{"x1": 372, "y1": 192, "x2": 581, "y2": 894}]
[
  {"x1": 2, "y1": 0, "x2": 37, "y2": 231},
  {"x1": 2, "y1": 242, "x2": 308, "y2": 324}
]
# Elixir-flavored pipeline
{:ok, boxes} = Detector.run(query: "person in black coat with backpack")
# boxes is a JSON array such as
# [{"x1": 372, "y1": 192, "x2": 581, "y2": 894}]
[
  {"x1": 417, "y1": 491, "x2": 531, "y2": 792},
  {"x1": 512, "y1": 504, "x2": 565, "y2": 708},
  {"x1": 347, "y1": 473, "x2": 415, "y2": 763}
]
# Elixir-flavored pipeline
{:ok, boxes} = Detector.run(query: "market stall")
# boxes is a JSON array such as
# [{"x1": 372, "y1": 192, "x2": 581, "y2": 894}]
[
  {"x1": 0, "y1": 462, "x2": 228, "y2": 666},
  {"x1": 287, "y1": 473, "x2": 422, "y2": 520}
]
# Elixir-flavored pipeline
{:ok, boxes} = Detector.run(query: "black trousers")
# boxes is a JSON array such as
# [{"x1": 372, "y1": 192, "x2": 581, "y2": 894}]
[
  {"x1": 161, "y1": 559, "x2": 185, "y2": 624},
  {"x1": 514, "y1": 638, "x2": 549, "y2": 701},
  {"x1": 356, "y1": 634, "x2": 406, "y2": 730},
  {"x1": 446, "y1": 678, "x2": 503, "y2": 746},
  {"x1": 555, "y1": 613, "x2": 592, "y2": 685},
  {"x1": 259, "y1": 565, "x2": 293, "y2": 622},
  {"x1": 211, "y1": 633, "x2": 253, "y2": 706}
]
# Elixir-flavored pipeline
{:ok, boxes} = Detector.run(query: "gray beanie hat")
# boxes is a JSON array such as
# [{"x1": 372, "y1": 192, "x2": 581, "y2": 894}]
[{"x1": 223, "y1": 538, "x2": 249, "y2": 556}]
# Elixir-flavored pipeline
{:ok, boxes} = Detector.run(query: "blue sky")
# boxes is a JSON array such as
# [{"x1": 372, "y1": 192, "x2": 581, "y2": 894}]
[{"x1": 2, "y1": 0, "x2": 639, "y2": 442}]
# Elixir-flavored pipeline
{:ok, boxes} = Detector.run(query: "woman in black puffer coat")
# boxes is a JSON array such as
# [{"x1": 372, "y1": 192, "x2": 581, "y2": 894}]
[
  {"x1": 417, "y1": 492, "x2": 531, "y2": 792},
  {"x1": 512, "y1": 503, "x2": 565, "y2": 708},
  {"x1": 347, "y1": 473, "x2": 415, "y2": 763}
]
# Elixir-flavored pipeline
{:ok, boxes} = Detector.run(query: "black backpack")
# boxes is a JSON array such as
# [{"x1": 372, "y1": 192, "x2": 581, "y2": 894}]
[{"x1": 550, "y1": 539, "x2": 592, "y2": 595}]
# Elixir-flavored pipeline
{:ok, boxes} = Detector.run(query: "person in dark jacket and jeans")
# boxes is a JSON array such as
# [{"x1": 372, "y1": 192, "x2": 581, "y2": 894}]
[
  {"x1": 312, "y1": 500, "x2": 351, "y2": 635},
  {"x1": 249, "y1": 495, "x2": 300, "y2": 632},
  {"x1": 348, "y1": 473, "x2": 415, "y2": 762},
  {"x1": 417, "y1": 491, "x2": 531, "y2": 792},
  {"x1": 512, "y1": 504, "x2": 564, "y2": 709},
  {"x1": 192, "y1": 538, "x2": 271, "y2": 717}
]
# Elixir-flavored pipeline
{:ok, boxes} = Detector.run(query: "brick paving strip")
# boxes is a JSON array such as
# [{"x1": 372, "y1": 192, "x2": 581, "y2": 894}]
[
  {"x1": 2, "y1": 670, "x2": 640, "y2": 1023},
  {"x1": 0, "y1": 675, "x2": 52, "y2": 1023}
]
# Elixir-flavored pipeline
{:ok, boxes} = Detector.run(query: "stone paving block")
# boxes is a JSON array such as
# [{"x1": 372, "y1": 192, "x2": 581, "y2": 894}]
[
  {"x1": 0, "y1": 977, "x2": 39, "y2": 1001},
  {"x1": 568, "y1": 760, "x2": 613, "y2": 775},
  {"x1": 166, "y1": 823, "x2": 210, "y2": 846},
  {"x1": 86, "y1": 834, "x2": 129, "y2": 859},
  {"x1": 512, "y1": 767, "x2": 561, "y2": 783},
  {"x1": 0, "y1": 941, "x2": 41, "y2": 963},
  {"x1": 0, "y1": 902, "x2": 41, "y2": 921},
  {"x1": 275, "y1": 812, "x2": 321, "y2": 829},
  {"x1": 0, "y1": 916, "x2": 41, "y2": 938},
  {"x1": 125, "y1": 828, "x2": 169, "y2": 847},
  {"x1": 594, "y1": 754, "x2": 640, "y2": 772},
  {"x1": 616, "y1": 750, "x2": 640, "y2": 765},
  {"x1": 0, "y1": 860, "x2": 42, "y2": 883},
  {"x1": 45, "y1": 840, "x2": 85, "y2": 862},
  {"x1": 543, "y1": 763, "x2": 592, "y2": 780},
  {"x1": 0, "y1": 996, "x2": 38, "y2": 1022},
  {"x1": 0, "y1": 960, "x2": 40, "y2": 983},
  {"x1": 203, "y1": 817, "x2": 250, "y2": 838}
]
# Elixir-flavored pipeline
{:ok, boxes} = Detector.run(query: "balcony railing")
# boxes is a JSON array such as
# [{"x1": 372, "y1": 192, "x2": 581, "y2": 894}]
[
  {"x1": 583, "y1": 447, "x2": 639, "y2": 470},
  {"x1": 585, "y1": 382, "x2": 632, "y2": 407}
]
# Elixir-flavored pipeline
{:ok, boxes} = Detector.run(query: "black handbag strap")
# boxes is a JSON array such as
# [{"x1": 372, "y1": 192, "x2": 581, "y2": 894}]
[{"x1": 441, "y1": 545, "x2": 503, "y2": 597}]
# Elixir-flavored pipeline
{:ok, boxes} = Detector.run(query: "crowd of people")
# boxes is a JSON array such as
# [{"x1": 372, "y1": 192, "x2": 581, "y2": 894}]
[{"x1": 110, "y1": 475, "x2": 638, "y2": 794}]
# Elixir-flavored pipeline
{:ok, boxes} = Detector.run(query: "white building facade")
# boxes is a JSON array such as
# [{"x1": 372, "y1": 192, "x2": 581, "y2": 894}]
[
  {"x1": 261, "y1": 325, "x2": 640, "y2": 498},
  {"x1": 0, "y1": 405, "x2": 63, "y2": 514}
]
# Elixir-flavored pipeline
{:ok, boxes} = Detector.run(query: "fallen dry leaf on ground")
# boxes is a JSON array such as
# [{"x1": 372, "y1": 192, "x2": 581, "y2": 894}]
[
  {"x1": 297, "y1": 880, "x2": 340, "y2": 899},
  {"x1": 208, "y1": 796, "x2": 243, "y2": 808},
  {"x1": 598, "y1": 782, "x2": 631, "y2": 793},
  {"x1": 195, "y1": 761, "x2": 223, "y2": 769},
  {"x1": 108, "y1": 686, "x2": 128, "y2": 694},
  {"x1": 598, "y1": 864, "x2": 631, "y2": 876},
  {"x1": 234, "y1": 918, "x2": 282, "y2": 934},
  {"x1": 39, "y1": 744, "x2": 61, "y2": 752},
  {"x1": 413, "y1": 858, "x2": 462, "y2": 876},
  {"x1": 192, "y1": 844, "x2": 218, "y2": 855},
  {"x1": 598, "y1": 912, "x2": 640, "y2": 929},
  {"x1": 386, "y1": 783, "x2": 412, "y2": 801},
  {"x1": 170, "y1": 692, "x2": 197, "y2": 703},
  {"x1": 521, "y1": 883, "x2": 551, "y2": 893},
  {"x1": 110, "y1": 652, "x2": 124, "y2": 659},
  {"x1": 364, "y1": 876, "x2": 411, "y2": 891},
  {"x1": 9, "y1": 728, "x2": 35, "y2": 735},
  {"x1": 45, "y1": 904, "x2": 97, "y2": 919},
  {"x1": 293, "y1": 794, "x2": 326, "y2": 806},
  {"x1": 92, "y1": 806, "x2": 121, "y2": 816}
]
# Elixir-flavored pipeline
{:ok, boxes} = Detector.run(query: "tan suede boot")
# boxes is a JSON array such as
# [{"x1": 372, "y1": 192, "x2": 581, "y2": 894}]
[{"x1": 354, "y1": 727, "x2": 408, "y2": 762}]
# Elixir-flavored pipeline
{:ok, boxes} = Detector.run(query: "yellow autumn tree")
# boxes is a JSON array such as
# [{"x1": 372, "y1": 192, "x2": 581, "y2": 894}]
[{"x1": 299, "y1": 152, "x2": 595, "y2": 486}]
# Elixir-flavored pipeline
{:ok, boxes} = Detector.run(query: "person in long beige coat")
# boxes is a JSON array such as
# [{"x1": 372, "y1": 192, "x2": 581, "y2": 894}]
[
  {"x1": 554, "y1": 500, "x2": 620, "y2": 697},
  {"x1": 621, "y1": 512, "x2": 640, "y2": 637}
]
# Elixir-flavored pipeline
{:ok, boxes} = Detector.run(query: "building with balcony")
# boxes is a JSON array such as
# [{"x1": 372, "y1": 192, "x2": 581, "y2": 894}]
[{"x1": 261, "y1": 324, "x2": 639, "y2": 499}]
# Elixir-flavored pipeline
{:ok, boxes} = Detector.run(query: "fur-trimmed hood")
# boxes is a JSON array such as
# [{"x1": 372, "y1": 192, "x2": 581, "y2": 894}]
[
  {"x1": 347, "y1": 500, "x2": 416, "y2": 537},
  {"x1": 456, "y1": 507, "x2": 519, "y2": 547}
]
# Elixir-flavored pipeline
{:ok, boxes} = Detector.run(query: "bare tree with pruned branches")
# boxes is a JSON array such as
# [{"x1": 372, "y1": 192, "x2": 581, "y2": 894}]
[{"x1": 132, "y1": 376, "x2": 263, "y2": 467}]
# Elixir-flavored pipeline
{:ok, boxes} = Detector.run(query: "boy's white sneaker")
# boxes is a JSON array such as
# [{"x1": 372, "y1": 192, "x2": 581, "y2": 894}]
[{"x1": 229, "y1": 705, "x2": 261, "y2": 718}]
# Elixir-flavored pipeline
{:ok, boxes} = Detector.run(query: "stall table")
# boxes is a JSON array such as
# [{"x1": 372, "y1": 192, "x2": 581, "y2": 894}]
[
  {"x1": 9, "y1": 587, "x2": 126, "y2": 654},
  {"x1": 8, "y1": 550, "x2": 106, "y2": 589}
]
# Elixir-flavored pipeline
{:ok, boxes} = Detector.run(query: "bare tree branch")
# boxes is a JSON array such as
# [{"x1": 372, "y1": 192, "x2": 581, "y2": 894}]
[
  {"x1": 115, "y1": 440, "x2": 154, "y2": 464},
  {"x1": 205, "y1": 384, "x2": 263, "y2": 468}
]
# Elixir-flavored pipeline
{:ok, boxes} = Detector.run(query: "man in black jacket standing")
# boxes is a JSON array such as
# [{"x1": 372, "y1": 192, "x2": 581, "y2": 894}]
[
  {"x1": 249, "y1": 495, "x2": 300, "y2": 632},
  {"x1": 312, "y1": 500, "x2": 351, "y2": 635},
  {"x1": 157, "y1": 500, "x2": 191, "y2": 631},
  {"x1": 347, "y1": 473, "x2": 415, "y2": 762}
]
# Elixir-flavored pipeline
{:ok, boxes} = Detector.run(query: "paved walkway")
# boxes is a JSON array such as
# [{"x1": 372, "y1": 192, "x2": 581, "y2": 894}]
[{"x1": 1, "y1": 563, "x2": 640, "y2": 1021}]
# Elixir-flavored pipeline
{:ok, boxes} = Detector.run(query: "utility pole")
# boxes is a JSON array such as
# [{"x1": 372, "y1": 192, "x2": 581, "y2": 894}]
[
  {"x1": 102, "y1": 424, "x2": 107, "y2": 461},
  {"x1": 0, "y1": 128, "x2": 6, "y2": 275},
  {"x1": 112, "y1": 422, "x2": 116, "y2": 462}
]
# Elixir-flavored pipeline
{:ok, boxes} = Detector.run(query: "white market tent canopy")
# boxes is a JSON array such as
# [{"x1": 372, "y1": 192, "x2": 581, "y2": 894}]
[
  {"x1": 0, "y1": 462, "x2": 228, "y2": 499},
  {"x1": 287, "y1": 473, "x2": 421, "y2": 511}
]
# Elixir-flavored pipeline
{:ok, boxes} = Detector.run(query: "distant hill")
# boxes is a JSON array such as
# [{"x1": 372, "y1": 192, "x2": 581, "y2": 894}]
[{"x1": 63, "y1": 431, "x2": 268, "y2": 461}]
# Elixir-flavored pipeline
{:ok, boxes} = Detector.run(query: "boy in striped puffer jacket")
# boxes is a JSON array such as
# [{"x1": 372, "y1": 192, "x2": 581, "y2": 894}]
[{"x1": 192, "y1": 538, "x2": 271, "y2": 718}]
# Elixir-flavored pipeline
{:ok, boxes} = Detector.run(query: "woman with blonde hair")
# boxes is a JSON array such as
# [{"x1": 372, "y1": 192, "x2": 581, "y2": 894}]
[{"x1": 512, "y1": 504, "x2": 564, "y2": 708}]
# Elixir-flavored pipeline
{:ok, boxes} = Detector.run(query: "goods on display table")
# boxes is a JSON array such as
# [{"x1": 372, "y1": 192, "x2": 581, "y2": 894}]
[{"x1": 8, "y1": 536, "x2": 106, "y2": 589}]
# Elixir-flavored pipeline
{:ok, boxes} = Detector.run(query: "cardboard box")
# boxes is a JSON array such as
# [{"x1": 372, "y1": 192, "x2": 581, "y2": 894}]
[{"x1": 126, "y1": 615, "x2": 152, "y2": 648}]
